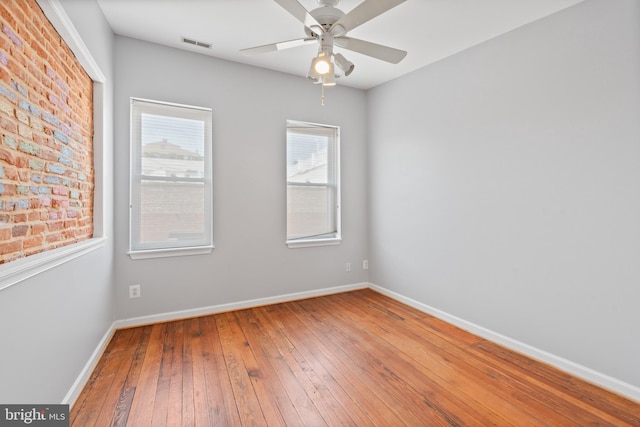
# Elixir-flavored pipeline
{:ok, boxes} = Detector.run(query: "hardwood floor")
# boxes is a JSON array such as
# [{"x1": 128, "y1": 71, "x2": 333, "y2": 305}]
[{"x1": 71, "y1": 289, "x2": 640, "y2": 426}]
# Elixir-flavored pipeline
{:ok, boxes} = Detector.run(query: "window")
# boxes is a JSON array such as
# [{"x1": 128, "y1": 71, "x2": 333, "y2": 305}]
[
  {"x1": 286, "y1": 120, "x2": 340, "y2": 248},
  {"x1": 129, "y1": 98, "x2": 213, "y2": 259}
]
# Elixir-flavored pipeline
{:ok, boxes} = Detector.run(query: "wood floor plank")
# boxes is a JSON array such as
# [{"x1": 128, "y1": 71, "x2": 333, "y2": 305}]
[
  {"x1": 215, "y1": 311, "x2": 270, "y2": 426},
  {"x1": 187, "y1": 317, "x2": 212, "y2": 427},
  {"x1": 199, "y1": 316, "x2": 242, "y2": 426},
  {"x1": 125, "y1": 323, "x2": 165, "y2": 427},
  {"x1": 178, "y1": 319, "x2": 196, "y2": 427},
  {"x1": 164, "y1": 320, "x2": 184, "y2": 427},
  {"x1": 150, "y1": 320, "x2": 181, "y2": 426},
  {"x1": 111, "y1": 325, "x2": 153, "y2": 427},
  {"x1": 71, "y1": 290, "x2": 640, "y2": 426}
]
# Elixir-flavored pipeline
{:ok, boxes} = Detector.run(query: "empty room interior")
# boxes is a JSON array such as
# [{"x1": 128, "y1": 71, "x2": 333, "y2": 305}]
[{"x1": 1, "y1": 0, "x2": 639, "y2": 424}]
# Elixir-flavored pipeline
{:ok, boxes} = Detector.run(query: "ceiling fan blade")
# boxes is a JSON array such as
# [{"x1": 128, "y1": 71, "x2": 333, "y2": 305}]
[
  {"x1": 241, "y1": 38, "x2": 316, "y2": 55},
  {"x1": 335, "y1": 36, "x2": 407, "y2": 64},
  {"x1": 272, "y1": 0, "x2": 324, "y2": 36},
  {"x1": 330, "y1": 0, "x2": 406, "y2": 36}
]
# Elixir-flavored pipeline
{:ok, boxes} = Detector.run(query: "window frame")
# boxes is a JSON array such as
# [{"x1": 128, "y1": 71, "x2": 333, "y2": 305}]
[
  {"x1": 128, "y1": 97, "x2": 213, "y2": 260},
  {"x1": 286, "y1": 120, "x2": 341, "y2": 249}
]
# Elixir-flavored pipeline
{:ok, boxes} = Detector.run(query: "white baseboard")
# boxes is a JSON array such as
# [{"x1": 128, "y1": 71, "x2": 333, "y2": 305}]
[
  {"x1": 62, "y1": 323, "x2": 116, "y2": 407},
  {"x1": 114, "y1": 282, "x2": 369, "y2": 329},
  {"x1": 370, "y1": 284, "x2": 640, "y2": 404}
]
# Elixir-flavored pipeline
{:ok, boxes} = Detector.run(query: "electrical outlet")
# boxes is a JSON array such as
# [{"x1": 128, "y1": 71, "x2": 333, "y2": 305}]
[
  {"x1": 129, "y1": 284, "x2": 141, "y2": 299},
  {"x1": 345, "y1": 262, "x2": 351, "y2": 272},
  {"x1": 363, "y1": 260, "x2": 369, "y2": 270}
]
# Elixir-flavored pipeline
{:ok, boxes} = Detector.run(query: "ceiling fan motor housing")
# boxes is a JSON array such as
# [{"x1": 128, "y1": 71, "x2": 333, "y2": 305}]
[{"x1": 304, "y1": 6, "x2": 345, "y2": 37}]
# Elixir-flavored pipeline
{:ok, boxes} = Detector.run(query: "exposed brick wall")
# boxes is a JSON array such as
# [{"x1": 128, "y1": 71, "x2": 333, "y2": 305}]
[{"x1": 0, "y1": 0, "x2": 94, "y2": 263}]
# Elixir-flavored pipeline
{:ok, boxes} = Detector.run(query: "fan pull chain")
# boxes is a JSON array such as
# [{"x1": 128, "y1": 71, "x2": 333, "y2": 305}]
[{"x1": 321, "y1": 84, "x2": 325, "y2": 106}]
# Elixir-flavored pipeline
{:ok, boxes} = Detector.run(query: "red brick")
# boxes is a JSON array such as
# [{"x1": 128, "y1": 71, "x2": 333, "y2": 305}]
[
  {"x1": 1, "y1": 116, "x2": 19, "y2": 133},
  {"x1": 62, "y1": 228, "x2": 77, "y2": 239},
  {"x1": 0, "y1": 226, "x2": 11, "y2": 241},
  {"x1": 1, "y1": 7, "x2": 17, "y2": 29},
  {"x1": 1, "y1": 183, "x2": 16, "y2": 195},
  {"x1": 12, "y1": 224, "x2": 29, "y2": 237},
  {"x1": 31, "y1": 223, "x2": 45, "y2": 234},
  {"x1": 23, "y1": 235, "x2": 42, "y2": 249},
  {"x1": 0, "y1": 68, "x2": 11, "y2": 85},
  {"x1": 0, "y1": 239, "x2": 22, "y2": 253},
  {"x1": 13, "y1": 213, "x2": 27, "y2": 223},
  {"x1": 46, "y1": 232, "x2": 61, "y2": 243},
  {"x1": 51, "y1": 198, "x2": 68, "y2": 209},
  {"x1": 15, "y1": 156, "x2": 28, "y2": 168},
  {"x1": 47, "y1": 220, "x2": 64, "y2": 231},
  {"x1": 3, "y1": 166, "x2": 18, "y2": 180},
  {"x1": 0, "y1": 148, "x2": 16, "y2": 165}
]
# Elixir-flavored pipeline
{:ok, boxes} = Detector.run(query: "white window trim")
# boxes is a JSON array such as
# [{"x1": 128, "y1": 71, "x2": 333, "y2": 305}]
[
  {"x1": 128, "y1": 245, "x2": 213, "y2": 260},
  {"x1": 128, "y1": 98, "x2": 213, "y2": 259},
  {"x1": 1, "y1": 0, "x2": 107, "y2": 292},
  {"x1": 0, "y1": 239, "x2": 105, "y2": 291},
  {"x1": 286, "y1": 237, "x2": 342, "y2": 249},
  {"x1": 286, "y1": 120, "x2": 341, "y2": 249}
]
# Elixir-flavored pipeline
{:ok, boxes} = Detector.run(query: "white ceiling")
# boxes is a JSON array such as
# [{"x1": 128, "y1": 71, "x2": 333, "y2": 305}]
[{"x1": 95, "y1": 0, "x2": 584, "y2": 90}]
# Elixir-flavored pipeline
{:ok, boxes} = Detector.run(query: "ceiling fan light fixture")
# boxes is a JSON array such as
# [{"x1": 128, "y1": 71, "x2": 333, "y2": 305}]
[
  {"x1": 321, "y1": 70, "x2": 336, "y2": 86},
  {"x1": 312, "y1": 52, "x2": 332, "y2": 75},
  {"x1": 307, "y1": 58, "x2": 322, "y2": 81},
  {"x1": 334, "y1": 52, "x2": 354, "y2": 76}
]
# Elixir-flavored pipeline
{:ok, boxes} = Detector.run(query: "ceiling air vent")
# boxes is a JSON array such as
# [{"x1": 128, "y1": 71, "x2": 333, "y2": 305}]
[{"x1": 181, "y1": 37, "x2": 212, "y2": 49}]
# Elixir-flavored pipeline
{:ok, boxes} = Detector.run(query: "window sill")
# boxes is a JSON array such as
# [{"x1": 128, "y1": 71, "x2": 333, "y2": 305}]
[
  {"x1": 286, "y1": 238, "x2": 342, "y2": 249},
  {"x1": 0, "y1": 237, "x2": 106, "y2": 292},
  {"x1": 128, "y1": 245, "x2": 214, "y2": 260}
]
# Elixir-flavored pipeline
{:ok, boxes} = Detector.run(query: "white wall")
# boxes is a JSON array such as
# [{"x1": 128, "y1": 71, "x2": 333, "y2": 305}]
[
  {"x1": 0, "y1": 0, "x2": 115, "y2": 403},
  {"x1": 113, "y1": 37, "x2": 369, "y2": 320},
  {"x1": 368, "y1": 0, "x2": 640, "y2": 390}
]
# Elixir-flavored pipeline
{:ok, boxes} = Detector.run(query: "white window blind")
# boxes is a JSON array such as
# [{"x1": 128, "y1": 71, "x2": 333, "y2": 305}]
[
  {"x1": 129, "y1": 98, "x2": 213, "y2": 258},
  {"x1": 286, "y1": 120, "x2": 340, "y2": 247}
]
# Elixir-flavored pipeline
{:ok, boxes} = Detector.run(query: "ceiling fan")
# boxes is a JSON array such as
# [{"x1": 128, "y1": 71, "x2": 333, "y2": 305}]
[{"x1": 241, "y1": 0, "x2": 407, "y2": 86}]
